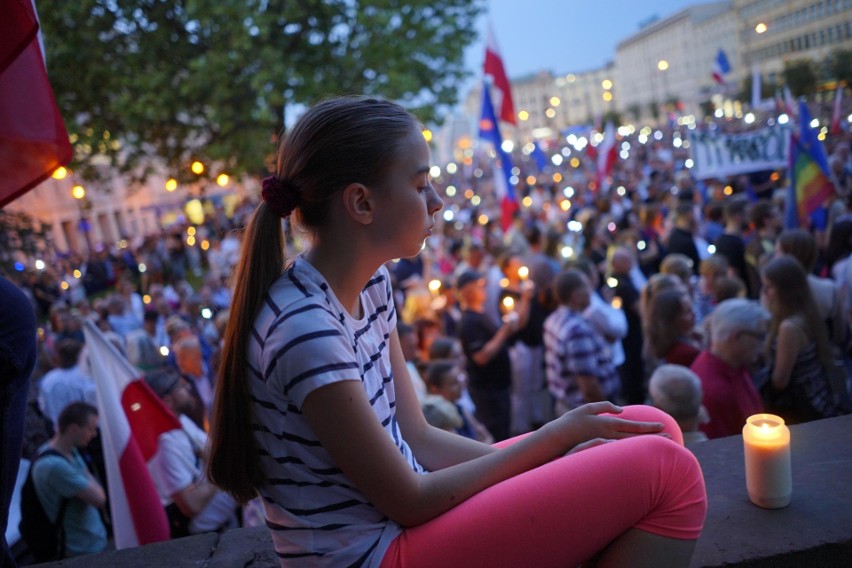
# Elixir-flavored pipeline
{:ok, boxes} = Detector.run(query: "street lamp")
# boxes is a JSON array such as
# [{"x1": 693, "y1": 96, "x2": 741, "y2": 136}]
[
  {"x1": 72, "y1": 185, "x2": 93, "y2": 253},
  {"x1": 657, "y1": 60, "x2": 672, "y2": 115}
]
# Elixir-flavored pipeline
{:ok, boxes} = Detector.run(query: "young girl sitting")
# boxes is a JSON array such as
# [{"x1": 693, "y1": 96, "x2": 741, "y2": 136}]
[{"x1": 207, "y1": 96, "x2": 706, "y2": 567}]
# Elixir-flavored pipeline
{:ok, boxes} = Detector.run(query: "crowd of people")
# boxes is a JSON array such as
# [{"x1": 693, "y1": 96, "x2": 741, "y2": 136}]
[{"x1": 1, "y1": 95, "x2": 850, "y2": 565}]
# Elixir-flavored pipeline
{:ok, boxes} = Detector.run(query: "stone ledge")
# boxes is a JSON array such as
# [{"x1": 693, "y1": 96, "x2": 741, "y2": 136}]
[
  {"x1": 688, "y1": 413, "x2": 852, "y2": 567},
  {"x1": 38, "y1": 415, "x2": 852, "y2": 567}
]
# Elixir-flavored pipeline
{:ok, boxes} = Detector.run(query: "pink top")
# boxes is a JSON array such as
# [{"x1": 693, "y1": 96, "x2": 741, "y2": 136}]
[{"x1": 690, "y1": 350, "x2": 764, "y2": 439}]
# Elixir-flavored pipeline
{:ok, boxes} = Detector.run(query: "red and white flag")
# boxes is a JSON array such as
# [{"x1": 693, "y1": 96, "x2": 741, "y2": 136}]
[
  {"x1": 831, "y1": 85, "x2": 844, "y2": 136},
  {"x1": 783, "y1": 86, "x2": 796, "y2": 118},
  {"x1": 596, "y1": 122, "x2": 617, "y2": 193},
  {"x1": 82, "y1": 320, "x2": 178, "y2": 548},
  {"x1": 483, "y1": 21, "x2": 516, "y2": 125},
  {"x1": 0, "y1": 0, "x2": 72, "y2": 207}
]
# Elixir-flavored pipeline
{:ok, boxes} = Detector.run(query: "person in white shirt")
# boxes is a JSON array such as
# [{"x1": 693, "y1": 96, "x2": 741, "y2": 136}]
[
  {"x1": 38, "y1": 339, "x2": 97, "y2": 429},
  {"x1": 144, "y1": 367, "x2": 238, "y2": 537}
]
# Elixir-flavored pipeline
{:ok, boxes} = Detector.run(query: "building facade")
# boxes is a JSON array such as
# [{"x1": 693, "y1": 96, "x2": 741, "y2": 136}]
[
  {"x1": 5, "y1": 166, "x2": 248, "y2": 256},
  {"x1": 735, "y1": 0, "x2": 852, "y2": 87},
  {"x1": 614, "y1": 2, "x2": 735, "y2": 123}
]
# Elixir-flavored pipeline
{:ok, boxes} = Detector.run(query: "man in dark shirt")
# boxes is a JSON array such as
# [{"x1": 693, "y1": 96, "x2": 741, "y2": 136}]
[
  {"x1": 457, "y1": 270, "x2": 518, "y2": 441},
  {"x1": 666, "y1": 203, "x2": 702, "y2": 273},
  {"x1": 609, "y1": 248, "x2": 645, "y2": 405},
  {"x1": 714, "y1": 195, "x2": 752, "y2": 297},
  {"x1": 1, "y1": 275, "x2": 38, "y2": 566}
]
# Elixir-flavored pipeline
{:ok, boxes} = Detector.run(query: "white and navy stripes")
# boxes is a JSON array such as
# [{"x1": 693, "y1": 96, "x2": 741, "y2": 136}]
[
  {"x1": 543, "y1": 306, "x2": 620, "y2": 411},
  {"x1": 248, "y1": 258, "x2": 422, "y2": 567}
]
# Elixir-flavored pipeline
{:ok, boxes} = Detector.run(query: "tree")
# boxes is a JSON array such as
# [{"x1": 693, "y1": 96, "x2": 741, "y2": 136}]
[
  {"x1": 783, "y1": 58, "x2": 818, "y2": 97},
  {"x1": 38, "y1": 0, "x2": 485, "y2": 182},
  {"x1": 828, "y1": 48, "x2": 852, "y2": 87}
]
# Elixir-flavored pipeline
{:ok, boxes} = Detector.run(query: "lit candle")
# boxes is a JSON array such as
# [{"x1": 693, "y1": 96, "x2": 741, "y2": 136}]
[
  {"x1": 518, "y1": 265, "x2": 529, "y2": 281},
  {"x1": 742, "y1": 413, "x2": 792, "y2": 509},
  {"x1": 501, "y1": 296, "x2": 515, "y2": 313}
]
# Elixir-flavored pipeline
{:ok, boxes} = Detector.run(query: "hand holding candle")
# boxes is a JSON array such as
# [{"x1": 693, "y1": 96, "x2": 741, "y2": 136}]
[{"x1": 742, "y1": 414, "x2": 792, "y2": 509}]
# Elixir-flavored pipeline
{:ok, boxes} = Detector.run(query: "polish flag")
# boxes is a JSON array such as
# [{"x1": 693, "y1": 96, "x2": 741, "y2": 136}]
[
  {"x1": 596, "y1": 122, "x2": 618, "y2": 193},
  {"x1": 783, "y1": 86, "x2": 796, "y2": 118},
  {"x1": 831, "y1": 85, "x2": 844, "y2": 136},
  {"x1": 0, "y1": 0, "x2": 72, "y2": 207},
  {"x1": 483, "y1": 21, "x2": 516, "y2": 125},
  {"x1": 82, "y1": 320, "x2": 178, "y2": 548},
  {"x1": 480, "y1": 81, "x2": 517, "y2": 231}
]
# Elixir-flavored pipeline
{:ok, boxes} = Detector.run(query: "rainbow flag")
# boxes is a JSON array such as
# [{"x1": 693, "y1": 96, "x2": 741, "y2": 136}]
[{"x1": 784, "y1": 100, "x2": 835, "y2": 230}]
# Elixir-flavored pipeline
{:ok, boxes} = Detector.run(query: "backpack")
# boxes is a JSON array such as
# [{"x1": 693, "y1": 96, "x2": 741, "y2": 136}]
[{"x1": 18, "y1": 448, "x2": 71, "y2": 562}]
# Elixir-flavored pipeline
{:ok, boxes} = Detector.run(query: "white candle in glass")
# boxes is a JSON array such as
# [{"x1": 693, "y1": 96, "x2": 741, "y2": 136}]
[{"x1": 742, "y1": 413, "x2": 792, "y2": 509}]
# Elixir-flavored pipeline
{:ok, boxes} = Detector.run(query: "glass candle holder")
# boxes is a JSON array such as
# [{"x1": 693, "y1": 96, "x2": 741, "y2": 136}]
[{"x1": 742, "y1": 413, "x2": 792, "y2": 509}]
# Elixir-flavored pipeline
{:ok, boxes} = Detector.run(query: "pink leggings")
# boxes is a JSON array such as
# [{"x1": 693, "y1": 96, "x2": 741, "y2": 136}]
[{"x1": 380, "y1": 406, "x2": 707, "y2": 568}]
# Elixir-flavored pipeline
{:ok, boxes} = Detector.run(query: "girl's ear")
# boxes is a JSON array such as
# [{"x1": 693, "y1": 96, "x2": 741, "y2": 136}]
[{"x1": 342, "y1": 182, "x2": 374, "y2": 225}]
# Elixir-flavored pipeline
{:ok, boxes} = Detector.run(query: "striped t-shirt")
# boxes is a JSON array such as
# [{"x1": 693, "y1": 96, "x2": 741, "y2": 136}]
[
  {"x1": 543, "y1": 306, "x2": 620, "y2": 410},
  {"x1": 248, "y1": 258, "x2": 424, "y2": 567}
]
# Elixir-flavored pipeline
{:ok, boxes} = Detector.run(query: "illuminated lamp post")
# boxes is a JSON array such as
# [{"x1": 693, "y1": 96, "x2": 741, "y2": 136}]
[{"x1": 72, "y1": 184, "x2": 93, "y2": 254}]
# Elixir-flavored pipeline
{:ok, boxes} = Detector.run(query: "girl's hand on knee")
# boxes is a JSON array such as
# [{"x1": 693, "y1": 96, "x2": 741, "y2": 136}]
[
  {"x1": 564, "y1": 437, "x2": 612, "y2": 456},
  {"x1": 546, "y1": 402, "x2": 665, "y2": 452}
]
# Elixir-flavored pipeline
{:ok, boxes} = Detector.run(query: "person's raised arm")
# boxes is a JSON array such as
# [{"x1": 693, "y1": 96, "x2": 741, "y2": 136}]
[{"x1": 469, "y1": 321, "x2": 516, "y2": 367}]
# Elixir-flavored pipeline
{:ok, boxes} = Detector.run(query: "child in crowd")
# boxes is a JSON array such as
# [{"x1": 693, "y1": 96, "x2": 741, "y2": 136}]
[{"x1": 424, "y1": 360, "x2": 493, "y2": 444}]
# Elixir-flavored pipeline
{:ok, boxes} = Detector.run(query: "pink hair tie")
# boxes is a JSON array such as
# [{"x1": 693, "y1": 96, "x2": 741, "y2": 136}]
[{"x1": 261, "y1": 175, "x2": 300, "y2": 218}]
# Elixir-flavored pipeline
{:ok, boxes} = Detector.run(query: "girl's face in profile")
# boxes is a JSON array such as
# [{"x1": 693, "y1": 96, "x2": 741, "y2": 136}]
[
  {"x1": 371, "y1": 125, "x2": 443, "y2": 260},
  {"x1": 676, "y1": 293, "x2": 695, "y2": 333}
]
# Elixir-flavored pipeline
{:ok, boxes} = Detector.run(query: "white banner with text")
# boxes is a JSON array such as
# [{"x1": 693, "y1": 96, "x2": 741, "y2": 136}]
[{"x1": 688, "y1": 125, "x2": 792, "y2": 180}]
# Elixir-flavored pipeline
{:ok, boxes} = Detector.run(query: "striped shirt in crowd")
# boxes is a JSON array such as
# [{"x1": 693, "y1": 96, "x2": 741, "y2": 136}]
[
  {"x1": 543, "y1": 306, "x2": 620, "y2": 411},
  {"x1": 248, "y1": 258, "x2": 424, "y2": 567}
]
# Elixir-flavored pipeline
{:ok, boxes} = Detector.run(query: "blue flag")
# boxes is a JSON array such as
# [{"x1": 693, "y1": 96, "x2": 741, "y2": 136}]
[
  {"x1": 531, "y1": 140, "x2": 548, "y2": 172},
  {"x1": 712, "y1": 49, "x2": 731, "y2": 84},
  {"x1": 480, "y1": 82, "x2": 515, "y2": 194},
  {"x1": 480, "y1": 81, "x2": 517, "y2": 230}
]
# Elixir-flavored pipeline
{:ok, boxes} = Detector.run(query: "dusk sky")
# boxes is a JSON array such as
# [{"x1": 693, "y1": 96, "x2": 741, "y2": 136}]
[{"x1": 462, "y1": 0, "x2": 697, "y2": 89}]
